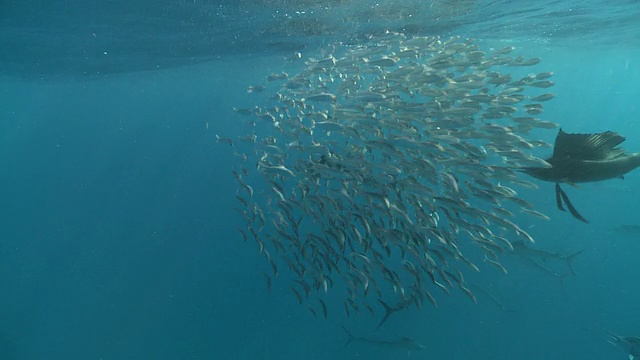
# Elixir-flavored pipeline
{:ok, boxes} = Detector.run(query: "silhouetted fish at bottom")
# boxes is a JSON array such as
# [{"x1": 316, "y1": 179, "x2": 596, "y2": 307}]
[
  {"x1": 604, "y1": 329, "x2": 640, "y2": 359},
  {"x1": 521, "y1": 129, "x2": 640, "y2": 223},
  {"x1": 610, "y1": 224, "x2": 640, "y2": 235},
  {"x1": 509, "y1": 240, "x2": 584, "y2": 276},
  {"x1": 341, "y1": 325, "x2": 425, "y2": 353},
  {"x1": 508, "y1": 240, "x2": 583, "y2": 296}
]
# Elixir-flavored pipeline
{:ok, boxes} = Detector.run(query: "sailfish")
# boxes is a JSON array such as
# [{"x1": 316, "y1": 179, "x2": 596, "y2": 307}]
[
  {"x1": 603, "y1": 329, "x2": 640, "y2": 360},
  {"x1": 520, "y1": 129, "x2": 640, "y2": 223}
]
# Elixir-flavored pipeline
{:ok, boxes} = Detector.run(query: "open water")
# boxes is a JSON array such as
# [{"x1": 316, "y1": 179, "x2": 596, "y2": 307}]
[{"x1": 1, "y1": 1, "x2": 640, "y2": 359}]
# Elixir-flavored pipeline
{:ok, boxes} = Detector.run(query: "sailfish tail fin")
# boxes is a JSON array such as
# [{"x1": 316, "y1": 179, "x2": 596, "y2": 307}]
[
  {"x1": 375, "y1": 299, "x2": 394, "y2": 331},
  {"x1": 563, "y1": 250, "x2": 585, "y2": 275},
  {"x1": 340, "y1": 325, "x2": 355, "y2": 348}
]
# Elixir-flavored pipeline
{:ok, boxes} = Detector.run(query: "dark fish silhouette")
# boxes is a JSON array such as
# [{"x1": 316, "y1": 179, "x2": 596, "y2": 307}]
[
  {"x1": 611, "y1": 224, "x2": 640, "y2": 235},
  {"x1": 521, "y1": 129, "x2": 640, "y2": 223},
  {"x1": 510, "y1": 240, "x2": 583, "y2": 275},
  {"x1": 341, "y1": 325, "x2": 425, "y2": 352}
]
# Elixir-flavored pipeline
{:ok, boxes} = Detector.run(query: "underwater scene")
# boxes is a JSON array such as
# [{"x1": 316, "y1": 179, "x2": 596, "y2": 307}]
[{"x1": 2, "y1": 0, "x2": 640, "y2": 359}]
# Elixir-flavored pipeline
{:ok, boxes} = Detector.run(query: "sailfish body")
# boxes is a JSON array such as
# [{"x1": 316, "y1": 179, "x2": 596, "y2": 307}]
[
  {"x1": 525, "y1": 154, "x2": 640, "y2": 183},
  {"x1": 521, "y1": 129, "x2": 640, "y2": 223},
  {"x1": 522, "y1": 129, "x2": 640, "y2": 183}
]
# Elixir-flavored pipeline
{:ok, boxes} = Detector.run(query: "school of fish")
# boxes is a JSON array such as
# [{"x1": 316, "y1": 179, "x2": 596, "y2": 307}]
[{"x1": 222, "y1": 31, "x2": 561, "y2": 323}]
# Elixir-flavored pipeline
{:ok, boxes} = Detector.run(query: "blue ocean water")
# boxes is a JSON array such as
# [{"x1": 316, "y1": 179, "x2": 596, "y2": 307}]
[{"x1": 2, "y1": 1, "x2": 640, "y2": 359}]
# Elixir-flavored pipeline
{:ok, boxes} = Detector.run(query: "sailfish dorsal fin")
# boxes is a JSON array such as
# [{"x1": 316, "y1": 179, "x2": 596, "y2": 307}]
[{"x1": 551, "y1": 128, "x2": 626, "y2": 161}]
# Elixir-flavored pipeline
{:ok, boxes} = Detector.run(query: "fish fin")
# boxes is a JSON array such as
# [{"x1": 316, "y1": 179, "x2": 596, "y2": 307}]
[
  {"x1": 551, "y1": 129, "x2": 626, "y2": 161},
  {"x1": 562, "y1": 180, "x2": 579, "y2": 188},
  {"x1": 563, "y1": 250, "x2": 585, "y2": 275},
  {"x1": 524, "y1": 258, "x2": 561, "y2": 278},
  {"x1": 558, "y1": 274, "x2": 568, "y2": 300},
  {"x1": 319, "y1": 299, "x2": 328, "y2": 319},
  {"x1": 619, "y1": 175, "x2": 625, "y2": 180},
  {"x1": 340, "y1": 325, "x2": 355, "y2": 347},
  {"x1": 375, "y1": 299, "x2": 394, "y2": 331},
  {"x1": 307, "y1": 305, "x2": 317, "y2": 318},
  {"x1": 557, "y1": 185, "x2": 589, "y2": 223},
  {"x1": 629, "y1": 354, "x2": 634, "y2": 360},
  {"x1": 555, "y1": 183, "x2": 566, "y2": 212}
]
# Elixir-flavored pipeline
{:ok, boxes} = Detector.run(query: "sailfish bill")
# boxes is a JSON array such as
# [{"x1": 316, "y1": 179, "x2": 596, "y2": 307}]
[
  {"x1": 555, "y1": 183, "x2": 589, "y2": 223},
  {"x1": 521, "y1": 129, "x2": 640, "y2": 222}
]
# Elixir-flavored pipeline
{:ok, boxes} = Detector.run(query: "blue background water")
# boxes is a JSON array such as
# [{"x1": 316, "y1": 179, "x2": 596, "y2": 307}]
[{"x1": 2, "y1": 1, "x2": 640, "y2": 359}]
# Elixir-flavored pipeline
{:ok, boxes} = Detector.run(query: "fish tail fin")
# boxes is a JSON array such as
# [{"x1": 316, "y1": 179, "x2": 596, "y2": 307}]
[
  {"x1": 557, "y1": 183, "x2": 589, "y2": 223},
  {"x1": 340, "y1": 325, "x2": 355, "y2": 347},
  {"x1": 565, "y1": 181, "x2": 579, "y2": 189},
  {"x1": 378, "y1": 299, "x2": 393, "y2": 313},
  {"x1": 375, "y1": 299, "x2": 394, "y2": 331},
  {"x1": 563, "y1": 250, "x2": 584, "y2": 275}
]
